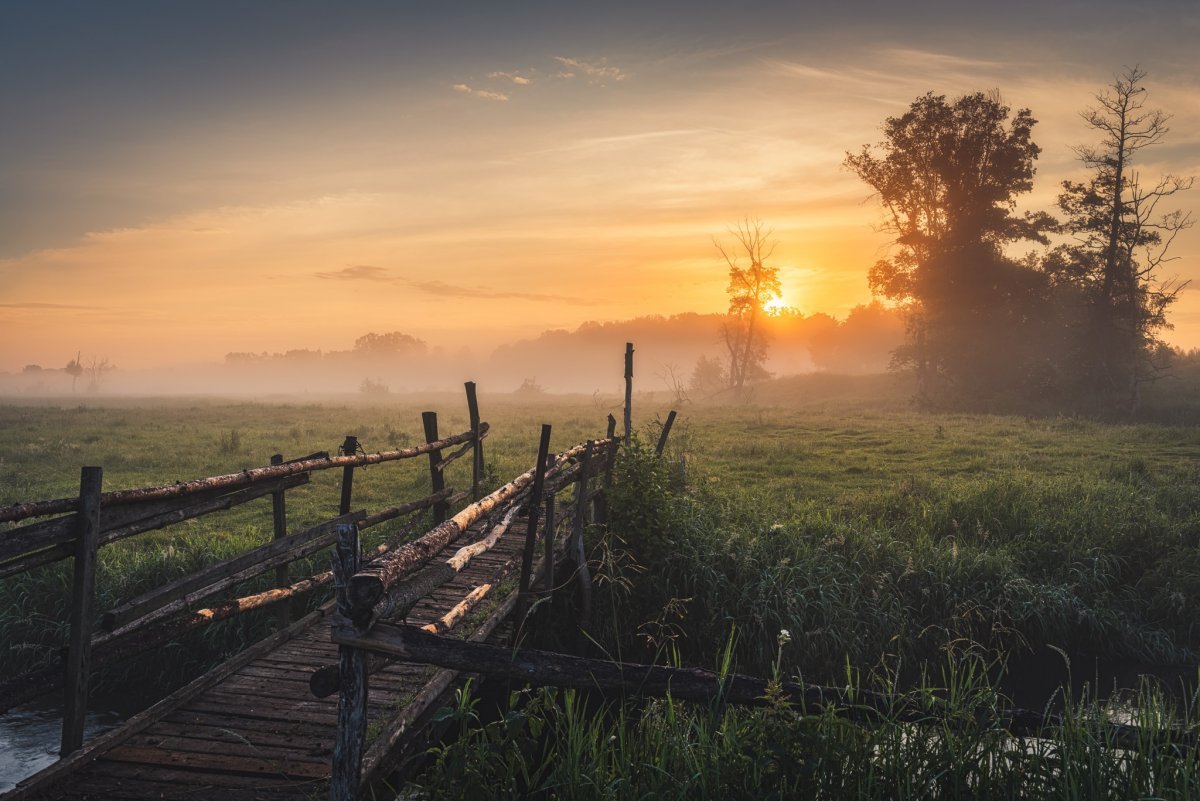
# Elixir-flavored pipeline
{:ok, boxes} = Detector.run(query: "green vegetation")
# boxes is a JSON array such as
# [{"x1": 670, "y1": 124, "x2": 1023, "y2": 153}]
[{"x1": 1, "y1": 381, "x2": 1198, "y2": 795}]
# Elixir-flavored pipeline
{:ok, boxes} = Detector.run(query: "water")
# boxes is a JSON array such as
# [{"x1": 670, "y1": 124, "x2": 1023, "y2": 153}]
[{"x1": 0, "y1": 699, "x2": 129, "y2": 792}]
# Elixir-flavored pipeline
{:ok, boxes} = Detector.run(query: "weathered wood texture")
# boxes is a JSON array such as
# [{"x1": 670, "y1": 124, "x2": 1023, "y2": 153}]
[
  {"x1": 656, "y1": 410, "x2": 677, "y2": 456},
  {"x1": 100, "y1": 512, "x2": 366, "y2": 634},
  {"x1": 329, "y1": 523, "x2": 367, "y2": 801},
  {"x1": 61, "y1": 467, "x2": 101, "y2": 757},
  {"x1": 0, "y1": 475, "x2": 310, "y2": 577},
  {"x1": 0, "y1": 425, "x2": 486, "y2": 525},
  {"x1": 623, "y1": 342, "x2": 634, "y2": 447},
  {"x1": 8, "y1": 485, "x2": 541, "y2": 801},
  {"x1": 346, "y1": 439, "x2": 602, "y2": 616},
  {"x1": 465, "y1": 381, "x2": 484, "y2": 501}
]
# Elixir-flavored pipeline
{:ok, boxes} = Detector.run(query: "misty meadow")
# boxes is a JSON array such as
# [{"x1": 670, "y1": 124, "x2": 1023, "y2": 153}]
[{"x1": 2, "y1": 2, "x2": 1199, "y2": 799}]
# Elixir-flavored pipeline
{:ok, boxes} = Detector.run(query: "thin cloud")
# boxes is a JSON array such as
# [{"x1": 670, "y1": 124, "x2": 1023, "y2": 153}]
[
  {"x1": 488, "y1": 71, "x2": 532, "y2": 86},
  {"x1": 453, "y1": 83, "x2": 509, "y2": 101},
  {"x1": 553, "y1": 56, "x2": 628, "y2": 84},
  {"x1": 314, "y1": 264, "x2": 392, "y2": 281},
  {"x1": 0, "y1": 301, "x2": 96, "y2": 310},
  {"x1": 403, "y1": 279, "x2": 603, "y2": 306}
]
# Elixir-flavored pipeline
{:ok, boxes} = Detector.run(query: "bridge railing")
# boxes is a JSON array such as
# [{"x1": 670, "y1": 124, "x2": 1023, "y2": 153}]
[
  {"x1": 0, "y1": 381, "x2": 491, "y2": 757},
  {"x1": 324, "y1": 421, "x2": 627, "y2": 799}
]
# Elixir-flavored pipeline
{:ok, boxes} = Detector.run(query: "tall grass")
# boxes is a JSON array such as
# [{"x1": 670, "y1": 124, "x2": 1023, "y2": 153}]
[{"x1": 416, "y1": 670, "x2": 1200, "y2": 800}]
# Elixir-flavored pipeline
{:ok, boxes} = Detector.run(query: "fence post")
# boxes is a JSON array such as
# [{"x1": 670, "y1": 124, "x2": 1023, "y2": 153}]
[
  {"x1": 339, "y1": 436, "x2": 358, "y2": 516},
  {"x1": 270, "y1": 454, "x2": 290, "y2": 628},
  {"x1": 594, "y1": 415, "x2": 617, "y2": 526},
  {"x1": 623, "y1": 342, "x2": 634, "y2": 448},
  {"x1": 514, "y1": 424, "x2": 552, "y2": 645},
  {"x1": 655, "y1": 410, "x2": 678, "y2": 457},
  {"x1": 465, "y1": 381, "x2": 484, "y2": 501},
  {"x1": 61, "y1": 466, "x2": 101, "y2": 756},
  {"x1": 330, "y1": 522, "x2": 367, "y2": 801},
  {"x1": 542, "y1": 451, "x2": 556, "y2": 601},
  {"x1": 422, "y1": 412, "x2": 449, "y2": 525},
  {"x1": 572, "y1": 442, "x2": 593, "y2": 628}
]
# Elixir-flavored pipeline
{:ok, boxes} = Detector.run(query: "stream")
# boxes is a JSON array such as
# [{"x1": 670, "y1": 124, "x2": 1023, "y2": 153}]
[{"x1": 0, "y1": 697, "x2": 133, "y2": 793}]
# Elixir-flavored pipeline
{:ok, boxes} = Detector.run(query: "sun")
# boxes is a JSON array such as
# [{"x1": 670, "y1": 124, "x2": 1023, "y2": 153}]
[{"x1": 762, "y1": 294, "x2": 789, "y2": 316}]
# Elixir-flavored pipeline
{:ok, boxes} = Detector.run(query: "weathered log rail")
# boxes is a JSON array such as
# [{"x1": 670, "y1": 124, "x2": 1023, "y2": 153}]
[
  {"x1": 0, "y1": 382, "x2": 492, "y2": 758},
  {"x1": 0, "y1": 342, "x2": 684, "y2": 801}
]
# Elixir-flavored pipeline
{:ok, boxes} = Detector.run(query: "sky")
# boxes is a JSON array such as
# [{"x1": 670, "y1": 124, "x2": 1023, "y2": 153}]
[{"x1": 2, "y1": 1, "x2": 1198, "y2": 372}]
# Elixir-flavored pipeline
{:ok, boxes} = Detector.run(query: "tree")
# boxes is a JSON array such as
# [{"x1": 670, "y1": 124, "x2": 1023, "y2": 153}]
[
  {"x1": 716, "y1": 218, "x2": 781, "y2": 389},
  {"x1": 65, "y1": 351, "x2": 83, "y2": 393},
  {"x1": 1047, "y1": 67, "x2": 1193, "y2": 415},
  {"x1": 352, "y1": 331, "x2": 427, "y2": 355},
  {"x1": 846, "y1": 92, "x2": 1054, "y2": 402}
]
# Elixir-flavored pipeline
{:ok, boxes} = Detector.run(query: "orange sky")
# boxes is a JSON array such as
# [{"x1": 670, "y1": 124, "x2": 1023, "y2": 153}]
[{"x1": 2, "y1": 3, "x2": 1197, "y2": 372}]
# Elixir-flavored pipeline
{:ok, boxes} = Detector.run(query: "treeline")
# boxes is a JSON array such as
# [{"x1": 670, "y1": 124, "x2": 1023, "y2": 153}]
[
  {"x1": 845, "y1": 68, "x2": 1193, "y2": 416},
  {"x1": 487, "y1": 305, "x2": 905, "y2": 395}
]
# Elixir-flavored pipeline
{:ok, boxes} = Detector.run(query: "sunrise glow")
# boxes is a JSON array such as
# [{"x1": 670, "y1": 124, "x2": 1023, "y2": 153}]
[{"x1": 1, "y1": 3, "x2": 1197, "y2": 378}]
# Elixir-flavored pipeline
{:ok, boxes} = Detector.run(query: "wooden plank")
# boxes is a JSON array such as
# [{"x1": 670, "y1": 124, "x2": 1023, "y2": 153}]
[
  {"x1": 53, "y1": 773, "x2": 309, "y2": 801},
  {"x1": 84, "y1": 759, "x2": 322, "y2": 791},
  {"x1": 123, "y1": 731, "x2": 331, "y2": 763},
  {"x1": 102, "y1": 745, "x2": 331, "y2": 780},
  {"x1": 5, "y1": 604, "x2": 334, "y2": 800}
]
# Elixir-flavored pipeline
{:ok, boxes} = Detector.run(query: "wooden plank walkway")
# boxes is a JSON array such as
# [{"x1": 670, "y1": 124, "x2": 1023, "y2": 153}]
[{"x1": 12, "y1": 514, "x2": 535, "y2": 801}]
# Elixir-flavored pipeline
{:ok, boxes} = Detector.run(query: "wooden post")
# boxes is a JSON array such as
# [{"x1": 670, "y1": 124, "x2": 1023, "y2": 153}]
[
  {"x1": 330, "y1": 522, "x2": 367, "y2": 801},
  {"x1": 513, "y1": 424, "x2": 552, "y2": 644},
  {"x1": 594, "y1": 415, "x2": 617, "y2": 525},
  {"x1": 61, "y1": 466, "x2": 101, "y2": 756},
  {"x1": 338, "y1": 436, "x2": 358, "y2": 517},
  {"x1": 623, "y1": 342, "x2": 634, "y2": 448},
  {"x1": 422, "y1": 412, "x2": 449, "y2": 525},
  {"x1": 270, "y1": 454, "x2": 290, "y2": 628},
  {"x1": 542, "y1": 452, "x2": 556, "y2": 600},
  {"x1": 655, "y1": 410, "x2": 678, "y2": 457},
  {"x1": 465, "y1": 381, "x2": 484, "y2": 501},
  {"x1": 572, "y1": 442, "x2": 593, "y2": 628}
]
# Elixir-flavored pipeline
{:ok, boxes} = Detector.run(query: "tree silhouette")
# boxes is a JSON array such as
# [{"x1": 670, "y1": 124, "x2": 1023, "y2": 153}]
[
  {"x1": 716, "y1": 218, "x2": 781, "y2": 389},
  {"x1": 846, "y1": 92, "x2": 1054, "y2": 402},
  {"x1": 1047, "y1": 67, "x2": 1194, "y2": 415},
  {"x1": 65, "y1": 351, "x2": 83, "y2": 394}
]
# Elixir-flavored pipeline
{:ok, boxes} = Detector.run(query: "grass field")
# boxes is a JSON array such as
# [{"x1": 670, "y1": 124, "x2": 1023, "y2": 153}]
[{"x1": 2, "y1": 376, "x2": 1199, "y2": 797}]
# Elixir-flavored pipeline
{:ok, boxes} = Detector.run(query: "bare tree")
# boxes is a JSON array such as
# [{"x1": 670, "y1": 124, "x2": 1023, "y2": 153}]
[
  {"x1": 85, "y1": 357, "x2": 114, "y2": 393},
  {"x1": 1053, "y1": 66, "x2": 1194, "y2": 414},
  {"x1": 65, "y1": 351, "x2": 83, "y2": 394},
  {"x1": 716, "y1": 218, "x2": 781, "y2": 389}
]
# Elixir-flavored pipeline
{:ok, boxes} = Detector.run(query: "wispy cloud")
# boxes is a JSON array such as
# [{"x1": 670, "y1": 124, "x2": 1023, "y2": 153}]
[
  {"x1": 0, "y1": 301, "x2": 96, "y2": 310},
  {"x1": 453, "y1": 83, "x2": 509, "y2": 101},
  {"x1": 404, "y1": 278, "x2": 602, "y2": 306},
  {"x1": 488, "y1": 71, "x2": 532, "y2": 86},
  {"x1": 314, "y1": 264, "x2": 392, "y2": 281},
  {"x1": 553, "y1": 56, "x2": 628, "y2": 84},
  {"x1": 311, "y1": 265, "x2": 602, "y2": 306}
]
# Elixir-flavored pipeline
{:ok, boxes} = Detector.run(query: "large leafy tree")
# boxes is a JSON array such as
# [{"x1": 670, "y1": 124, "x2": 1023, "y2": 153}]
[
  {"x1": 1045, "y1": 67, "x2": 1193, "y2": 415},
  {"x1": 846, "y1": 92, "x2": 1054, "y2": 402}
]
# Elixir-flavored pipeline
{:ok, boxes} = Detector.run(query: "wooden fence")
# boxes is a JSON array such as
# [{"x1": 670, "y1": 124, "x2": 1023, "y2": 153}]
[{"x1": 0, "y1": 380, "x2": 494, "y2": 757}]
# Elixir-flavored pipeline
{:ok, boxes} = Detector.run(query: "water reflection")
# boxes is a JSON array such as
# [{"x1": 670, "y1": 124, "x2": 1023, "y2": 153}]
[{"x1": 0, "y1": 699, "x2": 128, "y2": 792}]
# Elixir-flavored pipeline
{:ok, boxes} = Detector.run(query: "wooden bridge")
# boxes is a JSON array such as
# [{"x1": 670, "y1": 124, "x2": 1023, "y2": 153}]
[{"x1": 0, "y1": 355, "x2": 655, "y2": 801}]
